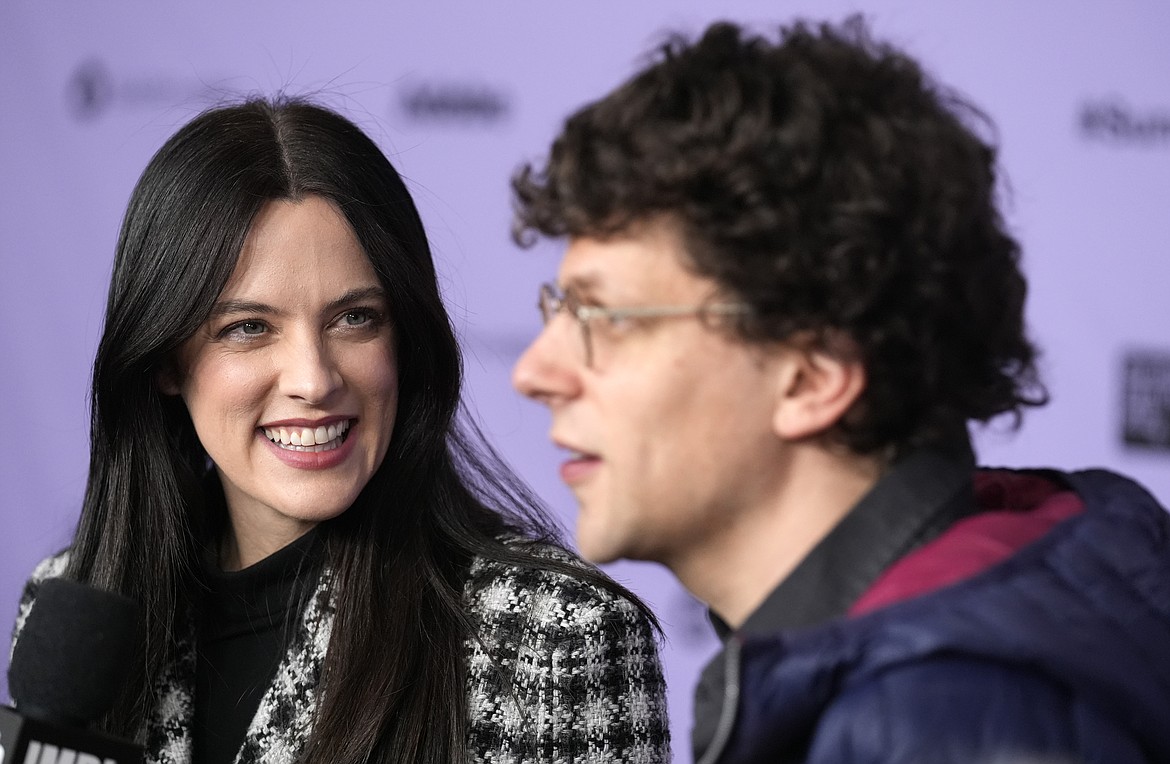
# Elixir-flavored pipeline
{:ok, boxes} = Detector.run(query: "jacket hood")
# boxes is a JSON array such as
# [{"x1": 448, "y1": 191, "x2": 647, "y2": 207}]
[{"x1": 722, "y1": 469, "x2": 1170, "y2": 762}]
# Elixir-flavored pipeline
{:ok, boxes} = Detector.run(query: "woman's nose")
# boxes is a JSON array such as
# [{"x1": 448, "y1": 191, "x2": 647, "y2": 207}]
[{"x1": 279, "y1": 334, "x2": 343, "y2": 404}]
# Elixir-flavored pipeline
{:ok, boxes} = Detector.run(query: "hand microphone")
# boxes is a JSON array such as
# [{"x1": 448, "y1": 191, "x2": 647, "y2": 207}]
[{"x1": 1, "y1": 578, "x2": 144, "y2": 764}]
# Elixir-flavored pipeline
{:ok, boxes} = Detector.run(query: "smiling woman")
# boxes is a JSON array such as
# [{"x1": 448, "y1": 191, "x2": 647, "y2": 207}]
[
  {"x1": 9, "y1": 99, "x2": 669, "y2": 764},
  {"x1": 166, "y1": 197, "x2": 401, "y2": 571}
]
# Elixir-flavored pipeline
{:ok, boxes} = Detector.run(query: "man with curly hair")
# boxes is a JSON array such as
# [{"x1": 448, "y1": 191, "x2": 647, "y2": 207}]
[{"x1": 511, "y1": 16, "x2": 1170, "y2": 764}]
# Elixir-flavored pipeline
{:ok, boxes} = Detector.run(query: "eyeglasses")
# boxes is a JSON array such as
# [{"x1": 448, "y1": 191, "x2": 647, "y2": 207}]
[{"x1": 537, "y1": 282, "x2": 751, "y2": 367}]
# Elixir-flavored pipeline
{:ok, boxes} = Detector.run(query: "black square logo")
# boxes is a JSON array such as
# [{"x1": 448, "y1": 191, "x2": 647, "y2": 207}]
[{"x1": 1122, "y1": 350, "x2": 1170, "y2": 451}]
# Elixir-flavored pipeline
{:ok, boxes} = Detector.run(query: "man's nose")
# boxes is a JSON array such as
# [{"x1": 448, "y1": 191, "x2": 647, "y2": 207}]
[{"x1": 512, "y1": 319, "x2": 582, "y2": 405}]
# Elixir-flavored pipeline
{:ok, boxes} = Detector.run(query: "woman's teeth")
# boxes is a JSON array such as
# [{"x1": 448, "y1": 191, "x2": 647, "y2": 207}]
[{"x1": 263, "y1": 420, "x2": 351, "y2": 451}]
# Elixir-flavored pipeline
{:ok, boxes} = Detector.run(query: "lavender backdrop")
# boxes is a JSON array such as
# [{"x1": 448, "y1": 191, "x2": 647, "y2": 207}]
[{"x1": 3, "y1": 1, "x2": 1169, "y2": 756}]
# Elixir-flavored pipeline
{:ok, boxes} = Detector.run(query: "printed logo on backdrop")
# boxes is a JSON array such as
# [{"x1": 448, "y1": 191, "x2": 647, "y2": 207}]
[
  {"x1": 396, "y1": 81, "x2": 511, "y2": 126},
  {"x1": 1121, "y1": 350, "x2": 1170, "y2": 451},
  {"x1": 67, "y1": 57, "x2": 227, "y2": 122},
  {"x1": 462, "y1": 329, "x2": 529, "y2": 360},
  {"x1": 1080, "y1": 99, "x2": 1170, "y2": 145}
]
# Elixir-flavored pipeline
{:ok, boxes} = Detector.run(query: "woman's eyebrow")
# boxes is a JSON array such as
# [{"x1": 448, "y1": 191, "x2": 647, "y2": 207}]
[
  {"x1": 324, "y1": 286, "x2": 387, "y2": 313},
  {"x1": 208, "y1": 299, "x2": 279, "y2": 318},
  {"x1": 208, "y1": 287, "x2": 387, "y2": 318}
]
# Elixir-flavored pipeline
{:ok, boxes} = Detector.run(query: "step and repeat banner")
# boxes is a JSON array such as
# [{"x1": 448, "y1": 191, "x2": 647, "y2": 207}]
[{"x1": 3, "y1": 1, "x2": 1169, "y2": 755}]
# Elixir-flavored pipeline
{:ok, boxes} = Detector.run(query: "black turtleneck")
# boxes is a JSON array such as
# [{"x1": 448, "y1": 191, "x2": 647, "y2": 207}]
[{"x1": 193, "y1": 529, "x2": 323, "y2": 764}]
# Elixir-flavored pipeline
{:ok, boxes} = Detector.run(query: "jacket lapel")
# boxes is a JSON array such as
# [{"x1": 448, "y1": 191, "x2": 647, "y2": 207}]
[{"x1": 235, "y1": 569, "x2": 336, "y2": 764}]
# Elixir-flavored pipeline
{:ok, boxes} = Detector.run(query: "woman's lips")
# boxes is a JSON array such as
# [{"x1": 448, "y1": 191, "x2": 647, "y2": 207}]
[
  {"x1": 262, "y1": 418, "x2": 352, "y2": 449},
  {"x1": 260, "y1": 419, "x2": 358, "y2": 470}
]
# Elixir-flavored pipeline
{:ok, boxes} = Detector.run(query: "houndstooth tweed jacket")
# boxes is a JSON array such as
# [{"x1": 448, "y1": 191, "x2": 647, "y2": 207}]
[{"x1": 13, "y1": 544, "x2": 670, "y2": 764}]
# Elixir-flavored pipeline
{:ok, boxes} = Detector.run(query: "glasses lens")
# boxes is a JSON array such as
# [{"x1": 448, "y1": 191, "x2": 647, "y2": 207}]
[
  {"x1": 538, "y1": 284, "x2": 558, "y2": 324},
  {"x1": 579, "y1": 314, "x2": 593, "y2": 367},
  {"x1": 537, "y1": 284, "x2": 592, "y2": 365}
]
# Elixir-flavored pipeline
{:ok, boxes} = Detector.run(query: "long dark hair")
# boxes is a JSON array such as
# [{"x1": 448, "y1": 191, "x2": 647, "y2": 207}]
[{"x1": 66, "y1": 98, "x2": 651, "y2": 762}]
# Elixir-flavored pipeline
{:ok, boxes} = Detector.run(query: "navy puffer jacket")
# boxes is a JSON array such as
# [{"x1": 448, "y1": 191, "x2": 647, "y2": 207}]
[{"x1": 701, "y1": 470, "x2": 1170, "y2": 764}]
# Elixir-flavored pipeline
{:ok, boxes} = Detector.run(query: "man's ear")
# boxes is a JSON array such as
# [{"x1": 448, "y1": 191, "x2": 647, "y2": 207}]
[{"x1": 771, "y1": 342, "x2": 866, "y2": 441}]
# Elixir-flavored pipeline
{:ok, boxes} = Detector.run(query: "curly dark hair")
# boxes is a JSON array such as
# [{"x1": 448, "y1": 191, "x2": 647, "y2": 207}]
[{"x1": 512, "y1": 16, "x2": 1047, "y2": 456}]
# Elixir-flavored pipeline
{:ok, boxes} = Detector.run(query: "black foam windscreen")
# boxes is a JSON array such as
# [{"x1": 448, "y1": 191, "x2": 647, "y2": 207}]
[{"x1": 8, "y1": 578, "x2": 142, "y2": 726}]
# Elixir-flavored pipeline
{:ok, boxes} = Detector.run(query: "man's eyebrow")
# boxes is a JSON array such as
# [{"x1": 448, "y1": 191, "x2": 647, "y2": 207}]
[{"x1": 560, "y1": 273, "x2": 605, "y2": 296}]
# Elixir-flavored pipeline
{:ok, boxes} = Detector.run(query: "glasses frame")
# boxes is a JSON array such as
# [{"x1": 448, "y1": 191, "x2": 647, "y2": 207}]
[{"x1": 537, "y1": 282, "x2": 751, "y2": 367}]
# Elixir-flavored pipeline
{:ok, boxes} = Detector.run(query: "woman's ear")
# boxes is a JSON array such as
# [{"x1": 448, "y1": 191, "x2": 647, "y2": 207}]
[
  {"x1": 156, "y1": 360, "x2": 183, "y2": 396},
  {"x1": 771, "y1": 340, "x2": 867, "y2": 442}
]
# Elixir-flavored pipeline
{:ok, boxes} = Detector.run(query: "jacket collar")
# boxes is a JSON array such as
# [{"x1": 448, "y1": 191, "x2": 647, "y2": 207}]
[{"x1": 722, "y1": 469, "x2": 1170, "y2": 763}]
